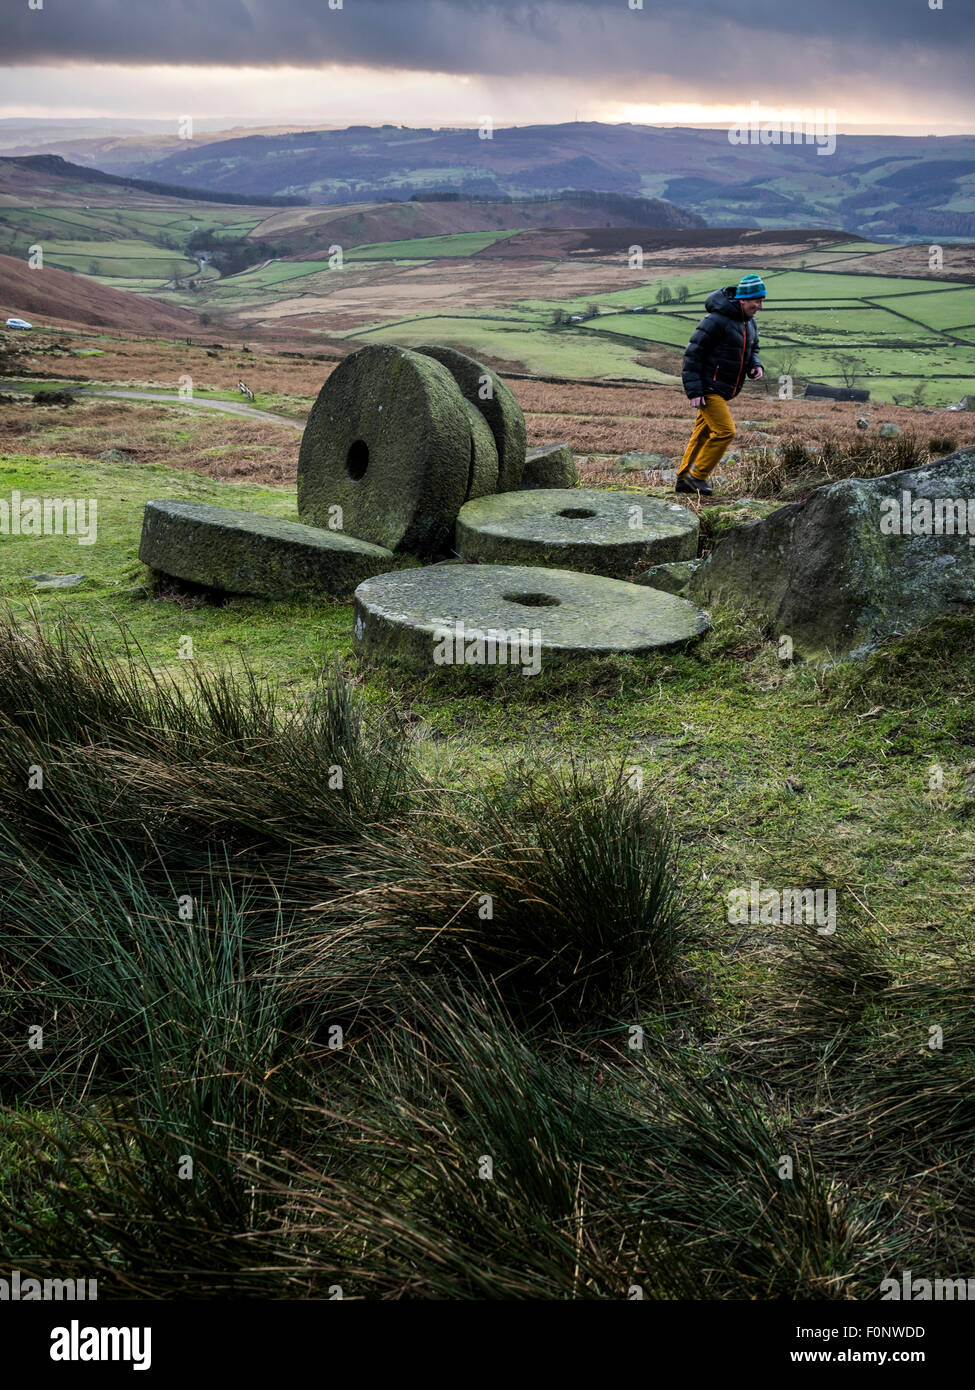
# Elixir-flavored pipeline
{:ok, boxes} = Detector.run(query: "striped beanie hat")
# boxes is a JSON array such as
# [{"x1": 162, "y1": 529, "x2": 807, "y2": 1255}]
[{"x1": 735, "y1": 274, "x2": 767, "y2": 299}]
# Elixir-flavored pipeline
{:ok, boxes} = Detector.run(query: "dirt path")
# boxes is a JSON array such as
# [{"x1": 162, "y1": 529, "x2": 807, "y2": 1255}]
[{"x1": 79, "y1": 388, "x2": 305, "y2": 430}]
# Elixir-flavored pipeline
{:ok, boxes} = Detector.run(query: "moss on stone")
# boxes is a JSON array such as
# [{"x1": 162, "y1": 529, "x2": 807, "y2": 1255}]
[
  {"x1": 455, "y1": 488, "x2": 698, "y2": 578},
  {"x1": 297, "y1": 344, "x2": 471, "y2": 554},
  {"x1": 139, "y1": 499, "x2": 395, "y2": 599},
  {"x1": 461, "y1": 399, "x2": 500, "y2": 500},
  {"x1": 521, "y1": 443, "x2": 578, "y2": 490},
  {"x1": 416, "y1": 344, "x2": 527, "y2": 492},
  {"x1": 353, "y1": 562, "x2": 708, "y2": 672}
]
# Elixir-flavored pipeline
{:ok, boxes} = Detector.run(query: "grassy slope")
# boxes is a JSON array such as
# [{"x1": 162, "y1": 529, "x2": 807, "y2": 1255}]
[{"x1": 2, "y1": 449, "x2": 972, "y2": 935}]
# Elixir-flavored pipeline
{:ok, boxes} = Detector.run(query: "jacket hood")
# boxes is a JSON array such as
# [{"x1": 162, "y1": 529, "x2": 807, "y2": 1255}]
[{"x1": 705, "y1": 286, "x2": 744, "y2": 319}]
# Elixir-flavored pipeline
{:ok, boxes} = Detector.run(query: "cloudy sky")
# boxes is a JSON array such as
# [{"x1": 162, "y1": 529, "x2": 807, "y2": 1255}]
[{"x1": 1, "y1": 0, "x2": 972, "y2": 133}]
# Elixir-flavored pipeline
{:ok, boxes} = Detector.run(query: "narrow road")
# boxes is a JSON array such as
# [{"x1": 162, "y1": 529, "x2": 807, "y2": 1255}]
[{"x1": 78, "y1": 388, "x2": 305, "y2": 430}]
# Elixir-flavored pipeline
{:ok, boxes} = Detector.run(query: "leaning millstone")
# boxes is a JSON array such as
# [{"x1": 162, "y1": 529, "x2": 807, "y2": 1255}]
[
  {"x1": 633, "y1": 559, "x2": 702, "y2": 594},
  {"x1": 461, "y1": 399, "x2": 500, "y2": 500},
  {"x1": 613, "y1": 451, "x2": 672, "y2": 474},
  {"x1": 689, "y1": 447, "x2": 975, "y2": 662},
  {"x1": 298, "y1": 344, "x2": 471, "y2": 554},
  {"x1": 416, "y1": 344, "x2": 526, "y2": 492},
  {"x1": 139, "y1": 500, "x2": 395, "y2": 599},
  {"x1": 455, "y1": 487, "x2": 698, "y2": 579},
  {"x1": 520, "y1": 443, "x2": 578, "y2": 489},
  {"x1": 353, "y1": 563, "x2": 708, "y2": 671}
]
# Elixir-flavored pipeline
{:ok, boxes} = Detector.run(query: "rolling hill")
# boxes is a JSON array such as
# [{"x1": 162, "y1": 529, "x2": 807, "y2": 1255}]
[
  {"x1": 103, "y1": 122, "x2": 975, "y2": 240},
  {"x1": 0, "y1": 252, "x2": 196, "y2": 333}
]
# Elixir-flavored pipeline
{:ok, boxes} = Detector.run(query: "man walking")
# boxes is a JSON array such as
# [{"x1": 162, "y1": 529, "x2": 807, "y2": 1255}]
[{"x1": 677, "y1": 273, "x2": 766, "y2": 496}]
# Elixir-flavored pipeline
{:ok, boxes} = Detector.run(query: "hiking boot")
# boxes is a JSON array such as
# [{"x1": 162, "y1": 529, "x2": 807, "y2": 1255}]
[{"x1": 675, "y1": 474, "x2": 713, "y2": 496}]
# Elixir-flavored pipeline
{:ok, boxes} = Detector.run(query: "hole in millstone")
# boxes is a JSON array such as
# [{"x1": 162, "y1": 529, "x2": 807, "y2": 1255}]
[
  {"x1": 346, "y1": 439, "x2": 369, "y2": 481},
  {"x1": 557, "y1": 508, "x2": 597, "y2": 519},
  {"x1": 502, "y1": 592, "x2": 562, "y2": 608}
]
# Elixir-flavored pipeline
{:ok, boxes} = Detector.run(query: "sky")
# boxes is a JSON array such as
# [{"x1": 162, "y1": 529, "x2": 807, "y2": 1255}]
[{"x1": 1, "y1": 0, "x2": 972, "y2": 135}]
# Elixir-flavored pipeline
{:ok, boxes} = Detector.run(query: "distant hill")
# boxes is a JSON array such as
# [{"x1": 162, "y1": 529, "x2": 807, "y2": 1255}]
[
  {"x1": 100, "y1": 122, "x2": 975, "y2": 240},
  {"x1": 0, "y1": 252, "x2": 195, "y2": 333},
  {"x1": 0, "y1": 154, "x2": 306, "y2": 207},
  {"x1": 264, "y1": 191, "x2": 705, "y2": 257}
]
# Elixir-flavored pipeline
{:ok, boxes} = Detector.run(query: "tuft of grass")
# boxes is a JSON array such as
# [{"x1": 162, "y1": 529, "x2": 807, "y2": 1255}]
[{"x1": 312, "y1": 762, "x2": 692, "y2": 1024}]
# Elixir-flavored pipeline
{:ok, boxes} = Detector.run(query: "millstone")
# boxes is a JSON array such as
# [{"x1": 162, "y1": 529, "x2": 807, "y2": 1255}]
[
  {"x1": 455, "y1": 488, "x2": 699, "y2": 579},
  {"x1": 521, "y1": 443, "x2": 578, "y2": 490},
  {"x1": 297, "y1": 344, "x2": 471, "y2": 554},
  {"x1": 139, "y1": 500, "x2": 395, "y2": 599},
  {"x1": 461, "y1": 399, "x2": 500, "y2": 500},
  {"x1": 416, "y1": 344, "x2": 527, "y2": 492},
  {"x1": 353, "y1": 563, "x2": 709, "y2": 672}
]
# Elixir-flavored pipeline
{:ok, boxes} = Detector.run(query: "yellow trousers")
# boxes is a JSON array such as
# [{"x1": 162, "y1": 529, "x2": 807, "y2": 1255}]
[{"x1": 679, "y1": 394, "x2": 736, "y2": 481}]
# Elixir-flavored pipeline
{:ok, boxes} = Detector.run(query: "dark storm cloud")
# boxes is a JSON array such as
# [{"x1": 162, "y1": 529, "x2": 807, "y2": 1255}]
[{"x1": 3, "y1": 0, "x2": 972, "y2": 98}]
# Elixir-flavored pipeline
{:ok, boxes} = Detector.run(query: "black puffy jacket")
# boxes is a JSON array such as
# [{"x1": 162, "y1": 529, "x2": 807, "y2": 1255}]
[{"x1": 681, "y1": 286, "x2": 762, "y2": 401}]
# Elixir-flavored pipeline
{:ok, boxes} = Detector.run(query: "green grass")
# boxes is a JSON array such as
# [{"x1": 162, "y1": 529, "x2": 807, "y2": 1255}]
[
  {"x1": 1, "y1": 441, "x2": 974, "y2": 1298},
  {"x1": 346, "y1": 229, "x2": 526, "y2": 260},
  {"x1": 349, "y1": 315, "x2": 677, "y2": 380},
  {"x1": 0, "y1": 453, "x2": 347, "y2": 676}
]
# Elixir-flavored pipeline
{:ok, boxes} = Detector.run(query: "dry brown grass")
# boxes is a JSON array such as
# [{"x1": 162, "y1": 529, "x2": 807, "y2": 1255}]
[{"x1": 5, "y1": 328, "x2": 974, "y2": 495}]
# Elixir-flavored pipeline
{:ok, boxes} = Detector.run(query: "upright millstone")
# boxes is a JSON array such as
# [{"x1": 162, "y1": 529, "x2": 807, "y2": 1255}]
[
  {"x1": 298, "y1": 344, "x2": 471, "y2": 554},
  {"x1": 416, "y1": 344, "x2": 526, "y2": 493},
  {"x1": 461, "y1": 399, "x2": 500, "y2": 500}
]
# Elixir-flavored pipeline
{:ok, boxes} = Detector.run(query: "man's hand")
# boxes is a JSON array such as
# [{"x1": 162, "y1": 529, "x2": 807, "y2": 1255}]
[
  {"x1": 688, "y1": 396, "x2": 706, "y2": 408},
  {"x1": 748, "y1": 366, "x2": 764, "y2": 380}
]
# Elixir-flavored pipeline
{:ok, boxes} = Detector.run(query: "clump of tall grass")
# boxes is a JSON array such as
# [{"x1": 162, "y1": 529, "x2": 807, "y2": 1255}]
[
  {"x1": 728, "y1": 431, "x2": 931, "y2": 501},
  {"x1": 299, "y1": 762, "x2": 692, "y2": 1024}
]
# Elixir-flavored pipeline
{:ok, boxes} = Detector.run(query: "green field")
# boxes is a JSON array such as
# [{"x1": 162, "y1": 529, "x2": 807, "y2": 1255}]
[
  {"x1": 349, "y1": 314, "x2": 676, "y2": 381},
  {"x1": 346, "y1": 229, "x2": 526, "y2": 260},
  {"x1": 515, "y1": 265, "x2": 975, "y2": 402}
]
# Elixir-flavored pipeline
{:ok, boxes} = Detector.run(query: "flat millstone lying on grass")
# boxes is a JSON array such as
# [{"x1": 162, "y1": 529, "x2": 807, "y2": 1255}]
[
  {"x1": 139, "y1": 500, "x2": 395, "y2": 599},
  {"x1": 455, "y1": 488, "x2": 699, "y2": 579},
  {"x1": 353, "y1": 564, "x2": 709, "y2": 671},
  {"x1": 297, "y1": 344, "x2": 471, "y2": 554}
]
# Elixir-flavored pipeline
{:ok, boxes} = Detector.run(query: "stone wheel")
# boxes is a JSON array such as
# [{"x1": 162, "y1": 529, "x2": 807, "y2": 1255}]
[
  {"x1": 298, "y1": 344, "x2": 471, "y2": 554},
  {"x1": 416, "y1": 344, "x2": 526, "y2": 493},
  {"x1": 139, "y1": 500, "x2": 395, "y2": 599},
  {"x1": 353, "y1": 563, "x2": 709, "y2": 671},
  {"x1": 455, "y1": 488, "x2": 699, "y2": 579},
  {"x1": 461, "y1": 399, "x2": 500, "y2": 500}
]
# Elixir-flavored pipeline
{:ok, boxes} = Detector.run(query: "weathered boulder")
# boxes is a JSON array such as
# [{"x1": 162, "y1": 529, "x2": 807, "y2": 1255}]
[
  {"x1": 804, "y1": 383, "x2": 870, "y2": 403},
  {"x1": 689, "y1": 449, "x2": 975, "y2": 660},
  {"x1": 30, "y1": 573, "x2": 86, "y2": 590},
  {"x1": 455, "y1": 487, "x2": 698, "y2": 579},
  {"x1": 353, "y1": 563, "x2": 709, "y2": 672},
  {"x1": 416, "y1": 344, "x2": 526, "y2": 492},
  {"x1": 633, "y1": 559, "x2": 703, "y2": 594},
  {"x1": 878, "y1": 423, "x2": 903, "y2": 438},
  {"x1": 613, "y1": 451, "x2": 672, "y2": 474},
  {"x1": 297, "y1": 344, "x2": 471, "y2": 554},
  {"x1": 520, "y1": 443, "x2": 578, "y2": 489},
  {"x1": 140, "y1": 500, "x2": 395, "y2": 599}
]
